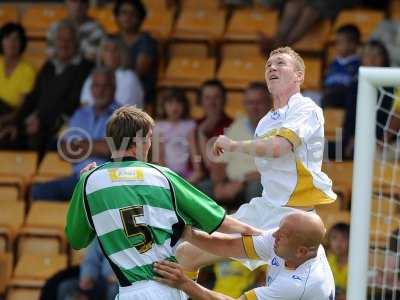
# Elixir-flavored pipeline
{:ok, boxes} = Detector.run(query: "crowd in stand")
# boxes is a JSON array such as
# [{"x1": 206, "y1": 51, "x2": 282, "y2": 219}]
[{"x1": 0, "y1": 0, "x2": 400, "y2": 299}]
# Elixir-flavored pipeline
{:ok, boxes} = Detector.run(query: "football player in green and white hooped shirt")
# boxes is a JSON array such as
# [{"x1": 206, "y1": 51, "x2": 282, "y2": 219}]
[{"x1": 65, "y1": 106, "x2": 261, "y2": 300}]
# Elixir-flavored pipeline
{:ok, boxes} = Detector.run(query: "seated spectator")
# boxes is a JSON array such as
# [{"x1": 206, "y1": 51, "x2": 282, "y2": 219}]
[
  {"x1": 342, "y1": 40, "x2": 397, "y2": 159},
  {"x1": 31, "y1": 67, "x2": 118, "y2": 201},
  {"x1": 80, "y1": 34, "x2": 144, "y2": 107},
  {"x1": 40, "y1": 240, "x2": 118, "y2": 300},
  {"x1": 114, "y1": 0, "x2": 158, "y2": 106},
  {"x1": 258, "y1": 0, "x2": 358, "y2": 50},
  {"x1": 154, "y1": 88, "x2": 202, "y2": 181},
  {"x1": 370, "y1": 20, "x2": 400, "y2": 66},
  {"x1": 194, "y1": 80, "x2": 232, "y2": 196},
  {"x1": 0, "y1": 23, "x2": 35, "y2": 123},
  {"x1": 212, "y1": 82, "x2": 272, "y2": 210},
  {"x1": 322, "y1": 24, "x2": 361, "y2": 108},
  {"x1": 0, "y1": 20, "x2": 93, "y2": 157},
  {"x1": 327, "y1": 222, "x2": 350, "y2": 300},
  {"x1": 47, "y1": 0, "x2": 104, "y2": 61}
]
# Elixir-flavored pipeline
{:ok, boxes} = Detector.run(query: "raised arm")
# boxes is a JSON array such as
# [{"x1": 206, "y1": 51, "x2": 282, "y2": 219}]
[{"x1": 218, "y1": 215, "x2": 263, "y2": 235}]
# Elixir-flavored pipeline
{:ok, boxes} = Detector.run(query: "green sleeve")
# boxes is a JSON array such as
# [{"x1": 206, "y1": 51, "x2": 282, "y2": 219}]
[
  {"x1": 163, "y1": 168, "x2": 226, "y2": 233},
  {"x1": 65, "y1": 172, "x2": 95, "y2": 249}
]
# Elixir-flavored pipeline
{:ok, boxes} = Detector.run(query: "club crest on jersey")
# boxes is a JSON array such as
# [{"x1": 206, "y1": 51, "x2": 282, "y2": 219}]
[
  {"x1": 292, "y1": 275, "x2": 302, "y2": 281},
  {"x1": 271, "y1": 257, "x2": 279, "y2": 267},
  {"x1": 108, "y1": 168, "x2": 144, "y2": 181},
  {"x1": 271, "y1": 111, "x2": 280, "y2": 120}
]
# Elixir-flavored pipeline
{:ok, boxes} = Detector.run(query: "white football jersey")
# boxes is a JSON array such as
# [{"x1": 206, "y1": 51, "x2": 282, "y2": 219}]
[
  {"x1": 254, "y1": 92, "x2": 336, "y2": 207},
  {"x1": 243, "y1": 230, "x2": 335, "y2": 300}
]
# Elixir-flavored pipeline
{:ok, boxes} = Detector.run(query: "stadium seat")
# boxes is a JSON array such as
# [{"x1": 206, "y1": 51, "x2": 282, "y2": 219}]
[
  {"x1": 181, "y1": 0, "x2": 221, "y2": 10},
  {"x1": 21, "y1": 5, "x2": 67, "y2": 38},
  {"x1": 322, "y1": 161, "x2": 353, "y2": 206},
  {"x1": 186, "y1": 90, "x2": 204, "y2": 119},
  {"x1": 371, "y1": 195, "x2": 400, "y2": 218},
  {"x1": 221, "y1": 43, "x2": 261, "y2": 59},
  {"x1": 31, "y1": 152, "x2": 72, "y2": 183},
  {"x1": 6, "y1": 287, "x2": 41, "y2": 300},
  {"x1": 0, "y1": 200, "x2": 25, "y2": 251},
  {"x1": 168, "y1": 42, "x2": 209, "y2": 59},
  {"x1": 89, "y1": 7, "x2": 118, "y2": 34},
  {"x1": 142, "y1": 0, "x2": 171, "y2": 10},
  {"x1": 141, "y1": 9, "x2": 174, "y2": 40},
  {"x1": 0, "y1": 151, "x2": 38, "y2": 194},
  {"x1": 302, "y1": 57, "x2": 322, "y2": 90},
  {"x1": 225, "y1": 92, "x2": 245, "y2": 119},
  {"x1": 323, "y1": 108, "x2": 345, "y2": 141},
  {"x1": 0, "y1": 252, "x2": 12, "y2": 295},
  {"x1": 160, "y1": 57, "x2": 216, "y2": 88},
  {"x1": 0, "y1": 5, "x2": 18, "y2": 25},
  {"x1": 293, "y1": 20, "x2": 332, "y2": 52},
  {"x1": 217, "y1": 57, "x2": 265, "y2": 89},
  {"x1": 172, "y1": 8, "x2": 226, "y2": 41},
  {"x1": 24, "y1": 40, "x2": 47, "y2": 71},
  {"x1": 319, "y1": 210, "x2": 350, "y2": 232},
  {"x1": 0, "y1": 186, "x2": 19, "y2": 202},
  {"x1": 224, "y1": 8, "x2": 278, "y2": 42},
  {"x1": 369, "y1": 214, "x2": 400, "y2": 248},
  {"x1": 373, "y1": 160, "x2": 400, "y2": 190},
  {"x1": 332, "y1": 9, "x2": 385, "y2": 42}
]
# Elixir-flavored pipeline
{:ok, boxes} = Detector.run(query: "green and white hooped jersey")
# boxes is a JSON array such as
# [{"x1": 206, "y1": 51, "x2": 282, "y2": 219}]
[{"x1": 65, "y1": 158, "x2": 225, "y2": 286}]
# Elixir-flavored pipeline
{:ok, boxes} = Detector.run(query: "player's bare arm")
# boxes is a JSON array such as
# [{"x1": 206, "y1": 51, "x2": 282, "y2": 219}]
[
  {"x1": 154, "y1": 260, "x2": 246, "y2": 300},
  {"x1": 218, "y1": 215, "x2": 263, "y2": 235},
  {"x1": 213, "y1": 134, "x2": 292, "y2": 158}
]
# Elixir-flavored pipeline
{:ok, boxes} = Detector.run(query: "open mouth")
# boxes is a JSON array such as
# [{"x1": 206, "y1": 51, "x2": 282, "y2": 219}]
[{"x1": 269, "y1": 75, "x2": 279, "y2": 80}]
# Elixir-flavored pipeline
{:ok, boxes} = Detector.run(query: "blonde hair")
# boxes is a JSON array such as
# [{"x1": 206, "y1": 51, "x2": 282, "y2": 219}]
[
  {"x1": 107, "y1": 106, "x2": 154, "y2": 149},
  {"x1": 269, "y1": 47, "x2": 305, "y2": 74}
]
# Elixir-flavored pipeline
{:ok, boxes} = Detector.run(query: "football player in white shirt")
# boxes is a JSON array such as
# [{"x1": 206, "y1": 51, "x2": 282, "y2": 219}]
[
  {"x1": 154, "y1": 212, "x2": 335, "y2": 300},
  {"x1": 177, "y1": 46, "x2": 336, "y2": 274}
]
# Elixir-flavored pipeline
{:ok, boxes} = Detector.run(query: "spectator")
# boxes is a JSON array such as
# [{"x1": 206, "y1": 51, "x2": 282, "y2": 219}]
[
  {"x1": 259, "y1": 0, "x2": 358, "y2": 50},
  {"x1": 322, "y1": 24, "x2": 361, "y2": 108},
  {"x1": 47, "y1": 0, "x2": 104, "y2": 61},
  {"x1": 114, "y1": 0, "x2": 158, "y2": 106},
  {"x1": 212, "y1": 82, "x2": 272, "y2": 210},
  {"x1": 342, "y1": 40, "x2": 396, "y2": 159},
  {"x1": 80, "y1": 34, "x2": 144, "y2": 107},
  {"x1": 0, "y1": 23, "x2": 35, "y2": 123},
  {"x1": 153, "y1": 88, "x2": 202, "y2": 182},
  {"x1": 327, "y1": 222, "x2": 350, "y2": 300},
  {"x1": 194, "y1": 80, "x2": 232, "y2": 196},
  {"x1": 31, "y1": 67, "x2": 118, "y2": 201},
  {"x1": 370, "y1": 20, "x2": 400, "y2": 67}
]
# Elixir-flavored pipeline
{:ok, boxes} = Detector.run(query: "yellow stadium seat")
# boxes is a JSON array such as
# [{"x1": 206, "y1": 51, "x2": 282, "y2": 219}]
[
  {"x1": 0, "y1": 200, "x2": 25, "y2": 249},
  {"x1": 217, "y1": 57, "x2": 265, "y2": 89},
  {"x1": 0, "y1": 5, "x2": 18, "y2": 25},
  {"x1": 181, "y1": 0, "x2": 221, "y2": 10},
  {"x1": 17, "y1": 235, "x2": 64, "y2": 258},
  {"x1": 89, "y1": 7, "x2": 118, "y2": 34},
  {"x1": 225, "y1": 8, "x2": 278, "y2": 42},
  {"x1": 332, "y1": 9, "x2": 385, "y2": 42},
  {"x1": 168, "y1": 42, "x2": 209, "y2": 59},
  {"x1": 369, "y1": 214, "x2": 400, "y2": 248},
  {"x1": 0, "y1": 186, "x2": 19, "y2": 202},
  {"x1": 225, "y1": 92, "x2": 245, "y2": 119},
  {"x1": 142, "y1": 0, "x2": 171, "y2": 10},
  {"x1": 160, "y1": 57, "x2": 216, "y2": 88},
  {"x1": 319, "y1": 210, "x2": 350, "y2": 232},
  {"x1": 24, "y1": 201, "x2": 69, "y2": 229},
  {"x1": 293, "y1": 20, "x2": 332, "y2": 52},
  {"x1": 70, "y1": 248, "x2": 86, "y2": 266},
  {"x1": 323, "y1": 108, "x2": 345, "y2": 141},
  {"x1": 21, "y1": 5, "x2": 67, "y2": 38},
  {"x1": 371, "y1": 195, "x2": 400, "y2": 218},
  {"x1": 186, "y1": 90, "x2": 204, "y2": 119},
  {"x1": 6, "y1": 287, "x2": 41, "y2": 300},
  {"x1": 173, "y1": 8, "x2": 226, "y2": 41},
  {"x1": 221, "y1": 43, "x2": 261, "y2": 59},
  {"x1": 141, "y1": 9, "x2": 174, "y2": 40},
  {"x1": 0, "y1": 252, "x2": 12, "y2": 295},
  {"x1": 24, "y1": 40, "x2": 47, "y2": 72},
  {"x1": 373, "y1": 160, "x2": 400, "y2": 190},
  {"x1": 31, "y1": 152, "x2": 72, "y2": 183},
  {"x1": 303, "y1": 57, "x2": 322, "y2": 90}
]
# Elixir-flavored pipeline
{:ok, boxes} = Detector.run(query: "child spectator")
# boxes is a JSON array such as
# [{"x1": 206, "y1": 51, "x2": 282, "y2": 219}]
[
  {"x1": 154, "y1": 88, "x2": 202, "y2": 182},
  {"x1": 327, "y1": 222, "x2": 350, "y2": 300},
  {"x1": 323, "y1": 24, "x2": 361, "y2": 108}
]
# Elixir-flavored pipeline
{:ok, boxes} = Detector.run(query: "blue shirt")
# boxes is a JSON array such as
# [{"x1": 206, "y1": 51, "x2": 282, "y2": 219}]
[
  {"x1": 64, "y1": 101, "x2": 119, "y2": 175},
  {"x1": 324, "y1": 55, "x2": 360, "y2": 88}
]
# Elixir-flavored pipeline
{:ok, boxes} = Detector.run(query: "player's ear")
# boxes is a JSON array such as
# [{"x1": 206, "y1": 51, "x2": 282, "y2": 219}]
[
  {"x1": 297, "y1": 246, "x2": 309, "y2": 257},
  {"x1": 295, "y1": 70, "x2": 304, "y2": 85}
]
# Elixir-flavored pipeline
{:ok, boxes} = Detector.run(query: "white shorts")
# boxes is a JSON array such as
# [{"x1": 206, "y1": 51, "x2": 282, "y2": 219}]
[
  {"x1": 231, "y1": 197, "x2": 315, "y2": 270},
  {"x1": 116, "y1": 280, "x2": 188, "y2": 300}
]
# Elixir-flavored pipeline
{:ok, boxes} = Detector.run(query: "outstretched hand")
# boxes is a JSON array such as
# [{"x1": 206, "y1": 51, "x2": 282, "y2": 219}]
[
  {"x1": 213, "y1": 135, "x2": 235, "y2": 156},
  {"x1": 153, "y1": 260, "x2": 190, "y2": 290},
  {"x1": 80, "y1": 161, "x2": 97, "y2": 175}
]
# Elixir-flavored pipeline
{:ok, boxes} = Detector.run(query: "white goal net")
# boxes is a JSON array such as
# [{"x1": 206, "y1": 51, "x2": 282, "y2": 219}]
[{"x1": 347, "y1": 67, "x2": 400, "y2": 300}]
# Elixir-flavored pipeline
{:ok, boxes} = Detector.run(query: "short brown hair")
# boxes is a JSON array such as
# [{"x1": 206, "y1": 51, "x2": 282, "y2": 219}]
[
  {"x1": 269, "y1": 47, "x2": 305, "y2": 74},
  {"x1": 107, "y1": 106, "x2": 154, "y2": 149}
]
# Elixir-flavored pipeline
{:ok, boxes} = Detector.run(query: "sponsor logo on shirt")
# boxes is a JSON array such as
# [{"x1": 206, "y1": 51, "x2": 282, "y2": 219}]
[
  {"x1": 271, "y1": 257, "x2": 279, "y2": 267},
  {"x1": 108, "y1": 168, "x2": 144, "y2": 181},
  {"x1": 291, "y1": 275, "x2": 302, "y2": 281},
  {"x1": 271, "y1": 111, "x2": 280, "y2": 120}
]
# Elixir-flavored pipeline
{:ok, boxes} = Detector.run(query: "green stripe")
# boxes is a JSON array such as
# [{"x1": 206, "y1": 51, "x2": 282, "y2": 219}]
[
  {"x1": 88, "y1": 185, "x2": 173, "y2": 215},
  {"x1": 99, "y1": 228, "x2": 172, "y2": 256},
  {"x1": 121, "y1": 256, "x2": 177, "y2": 283}
]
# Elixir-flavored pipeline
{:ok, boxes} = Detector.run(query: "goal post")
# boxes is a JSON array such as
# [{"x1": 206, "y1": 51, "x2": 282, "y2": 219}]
[{"x1": 347, "y1": 67, "x2": 400, "y2": 300}]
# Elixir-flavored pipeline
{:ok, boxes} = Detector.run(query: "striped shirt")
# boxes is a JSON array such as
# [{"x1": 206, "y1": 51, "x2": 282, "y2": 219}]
[{"x1": 65, "y1": 157, "x2": 225, "y2": 286}]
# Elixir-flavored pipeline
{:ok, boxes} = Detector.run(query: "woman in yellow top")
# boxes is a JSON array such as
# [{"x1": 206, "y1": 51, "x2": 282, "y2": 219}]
[{"x1": 0, "y1": 22, "x2": 35, "y2": 123}]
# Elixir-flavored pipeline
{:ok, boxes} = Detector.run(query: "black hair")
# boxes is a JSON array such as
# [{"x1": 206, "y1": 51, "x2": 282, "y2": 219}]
[
  {"x1": 0, "y1": 22, "x2": 27, "y2": 55},
  {"x1": 198, "y1": 79, "x2": 226, "y2": 105},
  {"x1": 329, "y1": 222, "x2": 350, "y2": 239},
  {"x1": 364, "y1": 39, "x2": 391, "y2": 67},
  {"x1": 113, "y1": 0, "x2": 147, "y2": 23},
  {"x1": 157, "y1": 87, "x2": 190, "y2": 120},
  {"x1": 336, "y1": 24, "x2": 361, "y2": 45}
]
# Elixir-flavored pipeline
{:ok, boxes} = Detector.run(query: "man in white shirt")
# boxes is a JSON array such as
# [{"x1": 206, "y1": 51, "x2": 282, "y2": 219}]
[
  {"x1": 154, "y1": 212, "x2": 335, "y2": 300},
  {"x1": 177, "y1": 46, "x2": 336, "y2": 273}
]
